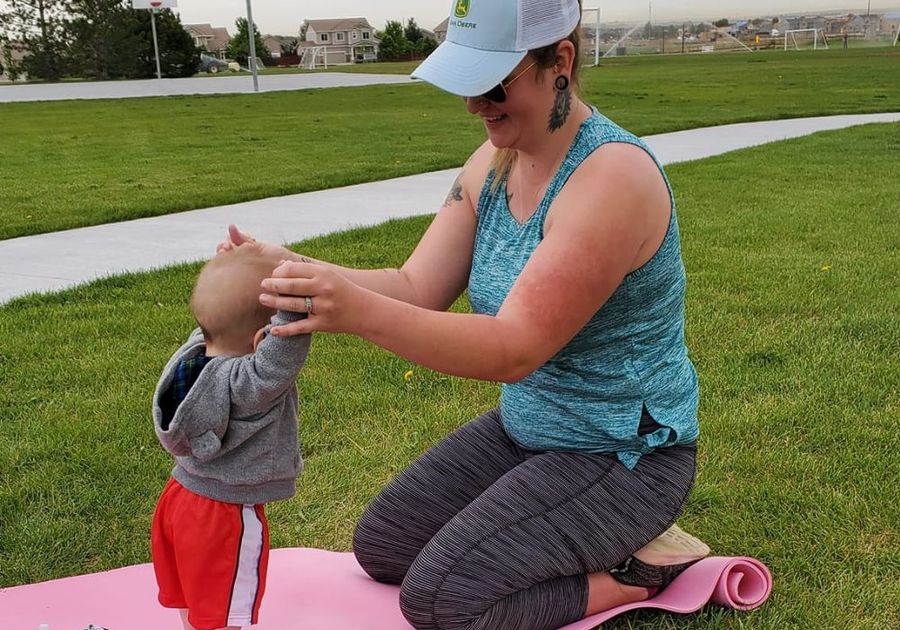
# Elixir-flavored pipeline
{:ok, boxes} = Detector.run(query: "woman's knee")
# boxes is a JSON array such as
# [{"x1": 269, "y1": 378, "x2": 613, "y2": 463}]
[
  {"x1": 352, "y1": 506, "x2": 406, "y2": 584},
  {"x1": 398, "y1": 551, "x2": 489, "y2": 630},
  {"x1": 399, "y1": 571, "x2": 464, "y2": 630}
]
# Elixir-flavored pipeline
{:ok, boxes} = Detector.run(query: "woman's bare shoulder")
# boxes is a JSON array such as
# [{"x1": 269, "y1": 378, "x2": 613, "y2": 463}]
[{"x1": 460, "y1": 140, "x2": 498, "y2": 193}]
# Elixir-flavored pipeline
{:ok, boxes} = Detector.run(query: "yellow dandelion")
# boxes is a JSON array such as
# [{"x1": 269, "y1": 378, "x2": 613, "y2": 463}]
[
  {"x1": 821, "y1": 265, "x2": 832, "y2": 273},
  {"x1": 404, "y1": 370, "x2": 414, "y2": 381}
]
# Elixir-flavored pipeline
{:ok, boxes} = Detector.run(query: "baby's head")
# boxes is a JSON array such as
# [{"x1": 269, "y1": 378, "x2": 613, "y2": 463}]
[{"x1": 190, "y1": 244, "x2": 280, "y2": 356}]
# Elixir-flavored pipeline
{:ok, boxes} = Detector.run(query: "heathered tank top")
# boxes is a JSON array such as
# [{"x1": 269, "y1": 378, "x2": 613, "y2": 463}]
[{"x1": 468, "y1": 109, "x2": 699, "y2": 469}]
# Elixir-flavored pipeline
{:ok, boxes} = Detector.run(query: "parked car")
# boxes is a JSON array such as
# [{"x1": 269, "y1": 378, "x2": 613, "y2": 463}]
[{"x1": 200, "y1": 54, "x2": 230, "y2": 74}]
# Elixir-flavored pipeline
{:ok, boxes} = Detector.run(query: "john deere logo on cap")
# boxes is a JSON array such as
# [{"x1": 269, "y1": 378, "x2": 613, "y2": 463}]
[{"x1": 454, "y1": 0, "x2": 470, "y2": 19}]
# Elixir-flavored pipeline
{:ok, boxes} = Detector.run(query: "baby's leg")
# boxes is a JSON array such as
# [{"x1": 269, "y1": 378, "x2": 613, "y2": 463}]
[{"x1": 179, "y1": 609, "x2": 241, "y2": 630}]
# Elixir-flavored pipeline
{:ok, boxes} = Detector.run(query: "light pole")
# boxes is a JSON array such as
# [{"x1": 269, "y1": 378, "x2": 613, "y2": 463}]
[
  {"x1": 246, "y1": 0, "x2": 259, "y2": 92},
  {"x1": 150, "y1": 9, "x2": 162, "y2": 80}
]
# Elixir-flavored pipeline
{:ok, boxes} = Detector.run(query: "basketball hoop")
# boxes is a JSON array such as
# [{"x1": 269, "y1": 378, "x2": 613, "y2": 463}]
[
  {"x1": 133, "y1": 0, "x2": 179, "y2": 78},
  {"x1": 132, "y1": 0, "x2": 176, "y2": 9}
]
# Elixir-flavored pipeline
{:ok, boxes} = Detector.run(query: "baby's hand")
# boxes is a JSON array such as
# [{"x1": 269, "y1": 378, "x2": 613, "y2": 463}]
[{"x1": 216, "y1": 224, "x2": 255, "y2": 254}]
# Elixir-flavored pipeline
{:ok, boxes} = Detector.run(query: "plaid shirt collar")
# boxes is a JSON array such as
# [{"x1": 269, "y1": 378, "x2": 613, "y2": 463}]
[{"x1": 170, "y1": 351, "x2": 211, "y2": 405}]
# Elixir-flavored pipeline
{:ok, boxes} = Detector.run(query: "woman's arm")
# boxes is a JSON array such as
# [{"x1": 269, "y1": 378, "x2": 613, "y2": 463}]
[
  {"x1": 262, "y1": 143, "x2": 671, "y2": 383},
  {"x1": 223, "y1": 145, "x2": 492, "y2": 309}
]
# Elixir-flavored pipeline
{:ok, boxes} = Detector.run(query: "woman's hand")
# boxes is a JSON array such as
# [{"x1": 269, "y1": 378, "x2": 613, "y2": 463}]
[{"x1": 260, "y1": 261, "x2": 372, "y2": 337}]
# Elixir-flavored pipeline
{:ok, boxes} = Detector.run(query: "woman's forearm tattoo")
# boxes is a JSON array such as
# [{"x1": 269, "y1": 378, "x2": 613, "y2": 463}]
[
  {"x1": 548, "y1": 88, "x2": 572, "y2": 133},
  {"x1": 443, "y1": 173, "x2": 464, "y2": 207}
]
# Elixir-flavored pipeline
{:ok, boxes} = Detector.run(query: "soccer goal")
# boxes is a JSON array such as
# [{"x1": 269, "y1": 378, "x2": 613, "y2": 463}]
[
  {"x1": 581, "y1": 5, "x2": 602, "y2": 65},
  {"x1": 784, "y1": 28, "x2": 829, "y2": 51},
  {"x1": 298, "y1": 46, "x2": 328, "y2": 70},
  {"x1": 581, "y1": 8, "x2": 755, "y2": 60}
]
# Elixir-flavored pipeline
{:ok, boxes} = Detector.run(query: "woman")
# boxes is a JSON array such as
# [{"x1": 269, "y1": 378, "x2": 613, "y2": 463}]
[{"x1": 222, "y1": 1, "x2": 708, "y2": 628}]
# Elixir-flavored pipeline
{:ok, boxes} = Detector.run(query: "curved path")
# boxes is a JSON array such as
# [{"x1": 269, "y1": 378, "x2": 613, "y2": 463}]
[{"x1": 1, "y1": 112, "x2": 898, "y2": 304}]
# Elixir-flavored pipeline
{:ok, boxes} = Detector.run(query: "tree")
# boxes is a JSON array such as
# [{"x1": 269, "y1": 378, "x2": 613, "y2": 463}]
[
  {"x1": 414, "y1": 35, "x2": 437, "y2": 57},
  {"x1": 280, "y1": 36, "x2": 297, "y2": 55},
  {"x1": 0, "y1": 0, "x2": 70, "y2": 80},
  {"x1": 131, "y1": 8, "x2": 199, "y2": 78},
  {"x1": 376, "y1": 20, "x2": 408, "y2": 61},
  {"x1": 299, "y1": 21, "x2": 308, "y2": 42},
  {"x1": 64, "y1": 4, "x2": 198, "y2": 79},
  {"x1": 713, "y1": 18, "x2": 730, "y2": 28},
  {"x1": 404, "y1": 17, "x2": 421, "y2": 44},
  {"x1": 692, "y1": 22, "x2": 710, "y2": 35},
  {"x1": 227, "y1": 17, "x2": 269, "y2": 65},
  {"x1": 65, "y1": 0, "x2": 143, "y2": 80}
]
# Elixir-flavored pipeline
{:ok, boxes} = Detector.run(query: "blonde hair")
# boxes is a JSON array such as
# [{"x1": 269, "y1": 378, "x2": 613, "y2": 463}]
[
  {"x1": 190, "y1": 245, "x2": 279, "y2": 350},
  {"x1": 489, "y1": 24, "x2": 584, "y2": 193}
]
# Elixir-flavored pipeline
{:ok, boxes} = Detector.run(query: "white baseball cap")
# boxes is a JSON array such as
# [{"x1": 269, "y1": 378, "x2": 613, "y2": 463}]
[{"x1": 412, "y1": 0, "x2": 581, "y2": 97}]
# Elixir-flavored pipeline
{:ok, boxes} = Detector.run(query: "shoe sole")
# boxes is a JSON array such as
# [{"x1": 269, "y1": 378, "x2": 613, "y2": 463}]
[{"x1": 633, "y1": 523, "x2": 711, "y2": 566}]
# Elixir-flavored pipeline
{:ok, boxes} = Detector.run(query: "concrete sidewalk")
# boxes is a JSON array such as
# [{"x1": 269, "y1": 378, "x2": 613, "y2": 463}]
[
  {"x1": 2, "y1": 112, "x2": 898, "y2": 304},
  {"x1": 0, "y1": 73, "x2": 416, "y2": 103}
]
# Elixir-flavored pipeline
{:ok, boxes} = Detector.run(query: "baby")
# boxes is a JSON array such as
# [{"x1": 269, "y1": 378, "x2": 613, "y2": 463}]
[{"x1": 150, "y1": 243, "x2": 311, "y2": 630}]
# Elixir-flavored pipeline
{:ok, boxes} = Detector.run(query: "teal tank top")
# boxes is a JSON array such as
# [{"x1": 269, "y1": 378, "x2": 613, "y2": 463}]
[{"x1": 468, "y1": 109, "x2": 699, "y2": 469}]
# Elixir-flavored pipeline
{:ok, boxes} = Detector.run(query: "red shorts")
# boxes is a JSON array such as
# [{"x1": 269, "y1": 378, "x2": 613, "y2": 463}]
[{"x1": 151, "y1": 478, "x2": 269, "y2": 630}]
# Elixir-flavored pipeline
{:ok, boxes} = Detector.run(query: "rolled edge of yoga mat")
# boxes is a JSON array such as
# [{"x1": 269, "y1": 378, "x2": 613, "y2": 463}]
[
  {"x1": 709, "y1": 556, "x2": 772, "y2": 610},
  {"x1": 559, "y1": 555, "x2": 773, "y2": 630}
]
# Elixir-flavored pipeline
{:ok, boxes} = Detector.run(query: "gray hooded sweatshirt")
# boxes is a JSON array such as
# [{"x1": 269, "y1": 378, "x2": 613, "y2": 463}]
[{"x1": 153, "y1": 311, "x2": 311, "y2": 504}]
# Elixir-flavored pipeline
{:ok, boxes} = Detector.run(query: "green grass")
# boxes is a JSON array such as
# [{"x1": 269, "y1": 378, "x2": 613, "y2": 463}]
[
  {"x1": 1, "y1": 123, "x2": 898, "y2": 628},
  {"x1": 1, "y1": 46, "x2": 897, "y2": 240}
]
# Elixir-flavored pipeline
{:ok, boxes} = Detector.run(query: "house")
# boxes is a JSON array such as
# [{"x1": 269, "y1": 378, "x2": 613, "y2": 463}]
[
  {"x1": 184, "y1": 23, "x2": 231, "y2": 59},
  {"x1": 826, "y1": 14, "x2": 867, "y2": 35},
  {"x1": 797, "y1": 16, "x2": 827, "y2": 31},
  {"x1": 302, "y1": 17, "x2": 379, "y2": 64},
  {"x1": 779, "y1": 16, "x2": 801, "y2": 31},
  {"x1": 434, "y1": 18, "x2": 449, "y2": 43},
  {"x1": 880, "y1": 12, "x2": 900, "y2": 36},
  {"x1": 0, "y1": 40, "x2": 27, "y2": 81},
  {"x1": 263, "y1": 35, "x2": 296, "y2": 59},
  {"x1": 728, "y1": 20, "x2": 749, "y2": 36}
]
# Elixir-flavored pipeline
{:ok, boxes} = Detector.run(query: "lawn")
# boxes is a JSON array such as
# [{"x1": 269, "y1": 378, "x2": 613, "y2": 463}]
[
  {"x1": 0, "y1": 46, "x2": 897, "y2": 240},
  {"x1": 1, "y1": 122, "x2": 898, "y2": 628}
]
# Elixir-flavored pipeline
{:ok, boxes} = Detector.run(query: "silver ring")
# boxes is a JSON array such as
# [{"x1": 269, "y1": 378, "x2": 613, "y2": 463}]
[{"x1": 304, "y1": 296, "x2": 314, "y2": 315}]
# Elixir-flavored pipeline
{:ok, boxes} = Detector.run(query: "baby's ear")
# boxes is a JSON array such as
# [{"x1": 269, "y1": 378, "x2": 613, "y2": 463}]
[{"x1": 252, "y1": 326, "x2": 268, "y2": 351}]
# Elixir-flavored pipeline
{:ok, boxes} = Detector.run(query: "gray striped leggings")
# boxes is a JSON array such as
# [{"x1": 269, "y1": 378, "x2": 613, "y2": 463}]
[{"x1": 352, "y1": 409, "x2": 696, "y2": 630}]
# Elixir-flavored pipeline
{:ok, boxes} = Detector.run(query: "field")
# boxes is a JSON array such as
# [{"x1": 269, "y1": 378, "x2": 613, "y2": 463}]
[
  {"x1": 0, "y1": 46, "x2": 897, "y2": 240},
  {"x1": 0, "y1": 48, "x2": 898, "y2": 629}
]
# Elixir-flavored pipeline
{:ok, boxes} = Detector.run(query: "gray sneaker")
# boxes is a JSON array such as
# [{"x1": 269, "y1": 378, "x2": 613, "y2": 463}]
[{"x1": 609, "y1": 523, "x2": 711, "y2": 591}]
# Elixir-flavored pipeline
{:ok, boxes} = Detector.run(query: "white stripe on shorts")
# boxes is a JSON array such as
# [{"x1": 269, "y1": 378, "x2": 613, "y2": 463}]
[{"x1": 227, "y1": 505, "x2": 264, "y2": 626}]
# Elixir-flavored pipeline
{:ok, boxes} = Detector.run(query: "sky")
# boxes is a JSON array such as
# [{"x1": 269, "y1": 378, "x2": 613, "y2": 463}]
[{"x1": 174, "y1": 1, "x2": 899, "y2": 36}]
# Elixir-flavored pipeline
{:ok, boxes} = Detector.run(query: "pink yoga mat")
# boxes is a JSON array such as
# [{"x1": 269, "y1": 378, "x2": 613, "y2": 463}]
[{"x1": 0, "y1": 549, "x2": 771, "y2": 629}]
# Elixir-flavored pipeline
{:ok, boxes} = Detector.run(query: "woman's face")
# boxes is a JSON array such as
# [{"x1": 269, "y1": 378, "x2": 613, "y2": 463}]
[{"x1": 464, "y1": 57, "x2": 555, "y2": 150}]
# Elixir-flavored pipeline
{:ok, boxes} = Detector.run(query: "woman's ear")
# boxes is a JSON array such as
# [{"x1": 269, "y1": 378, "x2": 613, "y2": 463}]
[
  {"x1": 555, "y1": 39, "x2": 576, "y2": 75},
  {"x1": 252, "y1": 326, "x2": 268, "y2": 352}
]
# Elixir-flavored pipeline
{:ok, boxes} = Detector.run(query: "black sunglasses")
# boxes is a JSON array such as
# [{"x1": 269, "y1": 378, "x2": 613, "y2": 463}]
[{"x1": 478, "y1": 61, "x2": 537, "y2": 103}]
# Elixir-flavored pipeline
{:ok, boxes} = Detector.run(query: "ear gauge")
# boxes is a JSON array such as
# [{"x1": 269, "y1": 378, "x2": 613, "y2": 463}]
[{"x1": 554, "y1": 75, "x2": 570, "y2": 91}]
